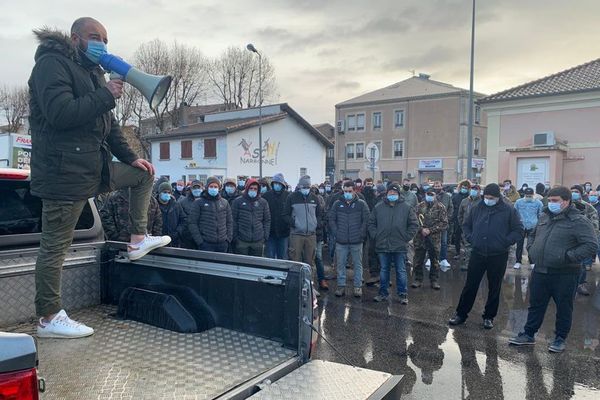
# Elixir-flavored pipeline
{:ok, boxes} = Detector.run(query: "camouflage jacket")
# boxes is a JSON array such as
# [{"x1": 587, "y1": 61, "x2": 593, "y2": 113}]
[
  {"x1": 100, "y1": 189, "x2": 162, "y2": 242},
  {"x1": 458, "y1": 196, "x2": 481, "y2": 226},
  {"x1": 573, "y1": 200, "x2": 600, "y2": 234},
  {"x1": 416, "y1": 201, "x2": 448, "y2": 236}
]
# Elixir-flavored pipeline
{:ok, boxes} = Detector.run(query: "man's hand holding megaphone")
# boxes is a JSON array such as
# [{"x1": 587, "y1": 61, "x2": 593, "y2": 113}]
[{"x1": 105, "y1": 78, "x2": 124, "y2": 99}]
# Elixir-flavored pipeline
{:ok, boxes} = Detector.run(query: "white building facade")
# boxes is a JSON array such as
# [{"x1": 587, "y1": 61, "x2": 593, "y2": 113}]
[{"x1": 147, "y1": 104, "x2": 332, "y2": 185}]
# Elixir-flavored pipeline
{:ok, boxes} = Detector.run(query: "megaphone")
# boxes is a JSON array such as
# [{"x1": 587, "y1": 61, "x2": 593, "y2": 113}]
[{"x1": 100, "y1": 54, "x2": 172, "y2": 111}]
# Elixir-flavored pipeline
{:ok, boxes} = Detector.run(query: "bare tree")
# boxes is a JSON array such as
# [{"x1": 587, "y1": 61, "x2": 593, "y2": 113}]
[
  {"x1": 206, "y1": 46, "x2": 277, "y2": 110},
  {"x1": 0, "y1": 85, "x2": 29, "y2": 132},
  {"x1": 133, "y1": 39, "x2": 207, "y2": 132}
]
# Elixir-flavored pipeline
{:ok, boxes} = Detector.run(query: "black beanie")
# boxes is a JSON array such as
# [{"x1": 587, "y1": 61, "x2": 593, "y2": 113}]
[{"x1": 483, "y1": 183, "x2": 501, "y2": 198}]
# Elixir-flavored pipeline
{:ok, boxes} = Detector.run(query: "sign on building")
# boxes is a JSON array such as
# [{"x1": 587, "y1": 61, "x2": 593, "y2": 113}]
[{"x1": 418, "y1": 159, "x2": 442, "y2": 170}]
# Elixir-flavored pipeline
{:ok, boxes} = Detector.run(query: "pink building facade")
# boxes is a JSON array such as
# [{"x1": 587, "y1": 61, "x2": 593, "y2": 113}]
[{"x1": 480, "y1": 60, "x2": 600, "y2": 188}]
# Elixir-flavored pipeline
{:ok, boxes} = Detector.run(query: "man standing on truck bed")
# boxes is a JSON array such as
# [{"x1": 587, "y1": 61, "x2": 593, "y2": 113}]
[{"x1": 28, "y1": 17, "x2": 171, "y2": 338}]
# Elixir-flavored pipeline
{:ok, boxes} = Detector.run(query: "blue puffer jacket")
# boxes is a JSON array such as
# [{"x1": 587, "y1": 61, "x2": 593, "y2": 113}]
[
  {"x1": 463, "y1": 198, "x2": 524, "y2": 256},
  {"x1": 514, "y1": 198, "x2": 544, "y2": 230}
]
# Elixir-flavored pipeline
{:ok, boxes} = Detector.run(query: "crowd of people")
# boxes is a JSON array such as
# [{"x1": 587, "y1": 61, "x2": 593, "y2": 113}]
[{"x1": 97, "y1": 174, "x2": 600, "y2": 353}]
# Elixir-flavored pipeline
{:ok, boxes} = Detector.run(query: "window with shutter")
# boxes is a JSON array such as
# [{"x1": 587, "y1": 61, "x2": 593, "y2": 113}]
[
  {"x1": 204, "y1": 138, "x2": 217, "y2": 158},
  {"x1": 181, "y1": 140, "x2": 192, "y2": 159},
  {"x1": 159, "y1": 142, "x2": 170, "y2": 160}
]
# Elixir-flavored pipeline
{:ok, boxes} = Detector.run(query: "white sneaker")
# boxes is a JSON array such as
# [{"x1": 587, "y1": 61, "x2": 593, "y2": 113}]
[
  {"x1": 530, "y1": 264, "x2": 535, "y2": 270},
  {"x1": 425, "y1": 259, "x2": 431, "y2": 270},
  {"x1": 37, "y1": 310, "x2": 94, "y2": 339},
  {"x1": 513, "y1": 263, "x2": 522, "y2": 270},
  {"x1": 440, "y1": 259, "x2": 451, "y2": 268},
  {"x1": 128, "y1": 235, "x2": 171, "y2": 260}
]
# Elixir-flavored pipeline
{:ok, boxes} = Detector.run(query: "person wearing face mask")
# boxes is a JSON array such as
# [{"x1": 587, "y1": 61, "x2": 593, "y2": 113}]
[
  {"x1": 570, "y1": 185, "x2": 599, "y2": 296},
  {"x1": 361, "y1": 178, "x2": 381, "y2": 284},
  {"x1": 177, "y1": 180, "x2": 204, "y2": 249},
  {"x1": 231, "y1": 179, "x2": 271, "y2": 256},
  {"x1": 510, "y1": 186, "x2": 598, "y2": 353},
  {"x1": 156, "y1": 182, "x2": 186, "y2": 248},
  {"x1": 221, "y1": 177, "x2": 240, "y2": 205},
  {"x1": 452, "y1": 180, "x2": 471, "y2": 260},
  {"x1": 369, "y1": 183, "x2": 419, "y2": 304},
  {"x1": 433, "y1": 181, "x2": 453, "y2": 270},
  {"x1": 263, "y1": 173, "x2": 291, "y2": 260},
  {"x1": 237, "y1": 175, "x2": 248, "y2": 192},
  {"x1": 329, "y1": 181, "x2": 370, "y2": 297},
  {"x1": 449, "y1": 183, "x2": 523, "y2": 330},
  {"x1": 188, "y1": 176, "x2": 233, "y2": 253},
  {"x1": 258, "y1": 178, "x2": 270, "y2": 196},
  {"x1": 513, "y1": 188, "x2": 544, "y2": 270},
  {"x1": 457, "y1": 184, "x2": 481, "y2": 270},
  {"x1": 171, "y1": 182, "x2": 183, "y2": 200},
  {"x1": 411, "y1": 190, "x2": 448, "y2": 290},
  {"x1": 502, "y1": 180, "x2": 520, "y2": 203},
  {"x1": 588, "y1": 190, "x2": 600, "y2": 267},
  {"x1": 100, "y1": 188, "x2": 162, "y2": 243},
  {"x1": 28, "y1": 18, "x2": 174, "y2": 338}
]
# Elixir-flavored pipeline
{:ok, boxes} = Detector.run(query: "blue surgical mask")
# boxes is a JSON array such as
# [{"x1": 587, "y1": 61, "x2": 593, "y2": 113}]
[
  {"x1": 176, "y1": 185, "x2": 184, "y2": 192},
  {"x1": 300, "y1": 188, "x2": 310, "y2": 196},
  {"x1": 248, "y1": 189, "x2": 258, "y2": 198},
  {"x1": 484, "y1": 198, "x2": 497, "y2": 207},
  {"x1": 325, "y1": 186, "x2": 332, "y2": 192},
  {"x1": 422, "y1": 185, "x2": 430, "y2": 191},
  {"x1": 225, "y1": 186, "x2": 235, "y2": 195},
  {"x1": 260, "y1": 186, "x2": 268, "y2": 194},
  {"x1": 548, "y1": 202, "x2": 562, "y2": 214},
  {"x1": 469, "y1": 189, "x2": 478, "y2": 197},
  {"x1": 192, "y1": 189, "x2": 202, "y2": 197},
  {"x1": 589, "y1": 195, "x2": 598, "y2": 203},
  {"x1": 82, "y1": 40, "x2": 107, "y2": 64},
  {"x1": 208, "y1": 187, "x2": 219, "y2": 197},
  {"x1": 343, "y1": 192, "x2": 353, "y2": 201},
  {"x1": 410, "y1": 190, "x2": 418, "y2": 194},
  {"x1": 460, "y1": 188, "x2": 468, "y2": 194},
  {"x1": 387, "y1": 194, "x2": 399, "y2": 202},
  {"x1": 319, "y1": 188, "x2": 325, "y2": 195},
  {"x1": 571, "y1": 192, "x2": 581, "y2": 201},
  {"x1": 425, "y1": 195, "x2": 435, "y2": 203},
  {"x1": 238, "y1": 180, "x2": 246, "y2": 188},
  {"x1": 273, "y1": 183, "x2": 282, "y2": 192},
  {"x1": 159, "y1": 192, "x2": 171, "y2": 203}
]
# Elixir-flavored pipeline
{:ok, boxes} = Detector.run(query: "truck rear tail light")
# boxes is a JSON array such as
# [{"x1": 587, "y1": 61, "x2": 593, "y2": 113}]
[
  {"x1": 0, "y1": 368, "x2": 39, "y2": 400},
  {"x1": 0, "y1": 171, "x2": 29, "y2": 180}
]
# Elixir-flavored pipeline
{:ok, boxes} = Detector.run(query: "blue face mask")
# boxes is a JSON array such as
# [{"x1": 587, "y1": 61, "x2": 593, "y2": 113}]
[
  {"x1": 82, "y1": 39, "x2": 107, "y2": 64},
  {"x1": 225, "y1": 186, "x2": 235, "y2": 195},
  {"x1": 469, "y1": 189, "x2": 478, "y2": 197},
  {"x1": 425, "y1": 195, "x2": 435, "y2": 203},
  {"x1": 571, "y1": 192, "x2": 581, "y2": 201},
  {"x1": 387, "y1": 194, "x2": 399, "y2": 202},
  {"x1": 460, "y1": 188, "x2": 468, "y2": 194},
  {"x1": 273, "y1": 183, "x2": 282, "y2": 192},
  {"x1": 192, "y1": 189, "x2": 202, "y2": 197},
  {"x1": 159, "y1": 192, "x2": 171, "y2": 203},
  {"x1": 248, "y1": 190, "x2": 258, "y2": 198},
  {"x1": 260, "y1": 186, "x2": 268, "y2": 194},
  {"x1": 589, "y1": 195, "x2": 598, "y2": 203},
  {"x1": 300, "y1": 188, "x2": 310, "y2": 196},
  {"x1": 238, "y1": 180, "x2": 246, "y2": 188},
  {"x1": 208, "y1": 187, "x2": 219, "y2": 197},
  {"x1": 343, "y1": 192, "x2": 353, "y2": 201},
  {"x1": 548, "y1": 202, "x2": 562, "y2": 214},
  {"x1": 325, "y1": 186, "x2": 332, "y2": 192},
  {"x1": 484, "y1": 198, "x2": 497, "y2": 207},
  {"x1": 422, "y1": 185, "x2": 430, "y2": 191}
]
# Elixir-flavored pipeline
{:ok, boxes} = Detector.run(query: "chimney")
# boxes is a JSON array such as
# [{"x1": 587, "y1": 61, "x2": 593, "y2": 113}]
[{"x1": 418, "y1": 73, "x2": 431, "y2": 80}]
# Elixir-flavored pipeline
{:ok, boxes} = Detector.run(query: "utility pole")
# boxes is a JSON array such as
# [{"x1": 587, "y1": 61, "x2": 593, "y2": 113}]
[
  {"x1": 466, "y1": 0, "x2": 476, "y2": 181},
  {"x1": 246, "y1": 44, "x2": 263, "y2": 178}
]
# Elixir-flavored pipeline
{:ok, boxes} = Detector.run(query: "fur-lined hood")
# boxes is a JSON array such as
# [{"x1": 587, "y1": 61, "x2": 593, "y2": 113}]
[{"x1": 32, "y1": 27, "x2": 79, "y2": 62}]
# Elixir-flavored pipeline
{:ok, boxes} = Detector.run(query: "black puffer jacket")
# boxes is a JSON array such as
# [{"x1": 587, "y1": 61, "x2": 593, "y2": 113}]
[
  {"x1": 329, "y1": 196, "x2": 370, "y2": 244},
  {"x1": 158, "y1": 197, "x2": 186, "y2": 247},
  {"x1": 231, "y1": 193, "x2": 271, "y2": 243},
  {"x1": 263, "y1": 189, "x2": 290, "y2": 238},
  {"x1": 188, "y1": 192, "x2": 233, "y2": 246},
  {"x1": 28, "y1": 29, "x2": 138, "y2": 201},
  {"x1": 462, "y1": 198, "x2": 523, "y2": 256},
  {"x1": 527, "y1": 205, "x2": 598, "y2": 273}
]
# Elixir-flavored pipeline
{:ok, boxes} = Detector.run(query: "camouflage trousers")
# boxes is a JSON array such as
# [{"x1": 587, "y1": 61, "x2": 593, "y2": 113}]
[
  {"x1": 413, "y1": 233, "x2": 441, "y2": 282},
  {"x1": 462, "y1": 234, "x2": 473, "y2": 267}
]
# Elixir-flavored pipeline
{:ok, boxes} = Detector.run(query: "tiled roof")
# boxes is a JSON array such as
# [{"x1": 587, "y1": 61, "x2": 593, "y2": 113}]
[
  {"x1": 479, "y1": 58, "x2": 600, "y2": 103},
  {"x1": 336, "y1": 76, "x2": 485, "y2": 107}
]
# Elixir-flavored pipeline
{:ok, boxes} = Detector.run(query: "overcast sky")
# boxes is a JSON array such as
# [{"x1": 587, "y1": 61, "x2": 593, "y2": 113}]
[{"x1": 2, "y1": 0, "x2": 600, "y2": 124}]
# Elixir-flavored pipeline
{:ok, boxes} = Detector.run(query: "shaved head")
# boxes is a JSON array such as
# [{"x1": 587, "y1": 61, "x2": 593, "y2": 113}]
[
  {"x1": 71, "y1": 17, "x2": 102, "y2": 35},
  {"x1": 70, "y1": 17, "x2": 108, "y2": 49}
]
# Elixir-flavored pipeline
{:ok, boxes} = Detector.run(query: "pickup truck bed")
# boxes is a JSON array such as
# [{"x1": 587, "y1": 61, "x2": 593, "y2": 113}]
[{"x1": 6, "y1": 305, "x2": 296, "y2": 399}]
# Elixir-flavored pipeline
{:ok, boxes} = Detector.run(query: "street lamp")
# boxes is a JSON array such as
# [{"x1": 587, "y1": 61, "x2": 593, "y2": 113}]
[
  {"x1": 246, "y1": 43, "x2": 263, "y2": 179},
  {"x1": 466, "y1": 0, "x2": 476, "y2": 181}
]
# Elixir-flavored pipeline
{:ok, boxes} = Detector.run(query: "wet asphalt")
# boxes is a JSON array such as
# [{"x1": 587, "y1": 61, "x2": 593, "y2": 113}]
[{"x1": 312, "y1": 250, "x2": 600, "y2": 399}]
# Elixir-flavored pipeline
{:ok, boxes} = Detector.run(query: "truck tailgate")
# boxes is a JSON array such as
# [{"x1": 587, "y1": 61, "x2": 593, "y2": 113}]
[{"x1": 248, "y1": 360, "x2": 401, "y2": 399}]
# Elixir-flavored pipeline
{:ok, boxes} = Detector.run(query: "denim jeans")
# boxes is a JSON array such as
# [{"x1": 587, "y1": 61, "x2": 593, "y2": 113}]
[
  {"x1": 336, "y1": 243, "x2": 363, "y2": 288},
  {"x1": 328, "y1": 232, "x2": 336, "y2": 260},
  {"x1": 523, "y1": 271, "x2": 579, "y2": 339},
  {"x1": 315, "y1": 241, "x2": 325, "y2": 282},
  {"x1": 378, "y1": 252, "x2": 407, "y2": 297},
  {"x1": 440, "y1": 229, "x2": 448, "y2": 260},
  {"x1": 516, "y1": 229, "x2": 533, "y2": 264},
  {"x1": 266, "y1": 236, "x2": 289, "y2": 260}
]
